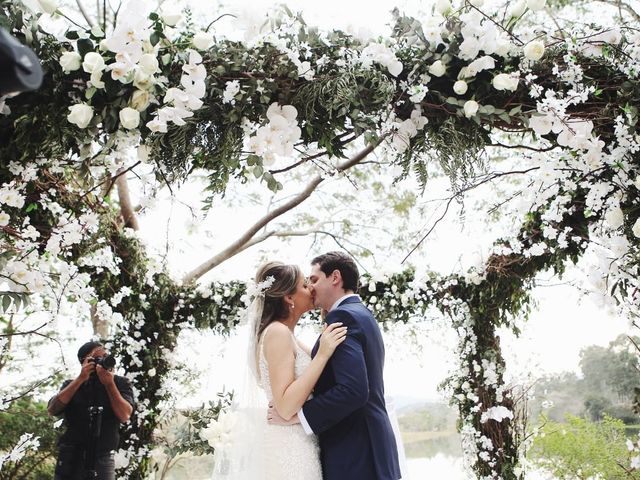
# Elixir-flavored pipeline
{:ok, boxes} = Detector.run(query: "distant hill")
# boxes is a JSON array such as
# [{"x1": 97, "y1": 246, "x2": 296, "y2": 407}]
[{"x1": 395, "y1": 399, "x2": 458, "y2": 433}]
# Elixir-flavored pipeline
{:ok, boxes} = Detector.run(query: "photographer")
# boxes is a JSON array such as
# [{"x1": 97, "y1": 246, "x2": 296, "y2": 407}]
[{"x1": 48, "y1": 341, "x2": 135, "y2": 480}]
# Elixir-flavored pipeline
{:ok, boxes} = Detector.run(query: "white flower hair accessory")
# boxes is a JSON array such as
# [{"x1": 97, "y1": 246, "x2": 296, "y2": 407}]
[{"x1": 244, "y1": 275, "x2": 275, "y2": 301}]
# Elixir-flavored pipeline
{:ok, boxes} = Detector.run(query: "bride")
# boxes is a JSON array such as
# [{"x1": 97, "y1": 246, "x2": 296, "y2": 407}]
[{"x1": 211, "y1": 261, "x2": 347, "y2": 479}]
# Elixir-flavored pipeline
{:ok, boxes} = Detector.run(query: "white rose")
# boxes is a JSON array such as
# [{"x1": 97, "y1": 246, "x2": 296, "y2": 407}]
[
  {"x1": 130, "y1": 89, "x2": 151, "y2": 111},
  {"x1": 139, "y1": 53, "x2": 159, "y2": 75},
  {"x1": 634, "y1": 177, "x2": 640, "y2": 190},
  {"x1": 82, "y1": 52, "x2": 105, "y2": 74},
  {"x1": 67, "y1": 103, "x2": 93, "y2": 128},
  {"x1": 523, "y1": 40, "x2": 545, "y2": 61},
  {"x1": 0, "y1": 211, "x2": 9, "y2": 227},
  {"x1": 119, "y1": 107, "x2": 140, "y2": 130},
  {"x1": 428, "y1": 60, "x2": 446, "y2": 77},
  {"x1": 463, "y1": 100, "x2": 479, "y2": 118},
  {"x1": 633, "y1": 218, "x2": 640, "y2": 238},
  {"x1": 509, "y1": 0, "x2": 527, "y2": 17},
  {"x1": 453, "y1": 80, "x2": 468, "y2": 95},
  {"x1": 387, "y1": 60, "x2": 403, "y2": 77},
  {"x1": 492, "y1": 73, "x2": 519, "y2": 91},
  {"x1": 59, "y1": 51, "x2": 81, "y2": 73},
  {"x1": 192, "y1": 31, "x2": 214, "y2": 50},
  {"x1": 148, "y1": 368, "x2": 156, "y2": 377},
  {"x1": 37, "y1": 0, "x2": 57, "y2": 14},
  {"x1": 435, "y1": 0, "x2": 452, "y2": 16},
  {"x1": 133, "y1": 70, "x2": 153, "y2": 90},
  {"x1": 162, "y1": 11, "x2": 182, "y2": 27},
  {"x1": 604, "y1": 205, "x2": 624, "y2": 229},
  {"x1": 526, "y1": 0, "x2": 546, "y2": 11}
]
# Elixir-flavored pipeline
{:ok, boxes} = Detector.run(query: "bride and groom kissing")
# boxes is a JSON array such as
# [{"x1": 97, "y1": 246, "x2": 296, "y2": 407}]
[{"x1": 213, "y1": 251, "x2": 403, "y2": 480}]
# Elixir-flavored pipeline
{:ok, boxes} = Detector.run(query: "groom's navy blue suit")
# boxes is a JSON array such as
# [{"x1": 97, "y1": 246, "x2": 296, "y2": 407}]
[{"x1": 302, "y1": 296, "x2": 401, "y2": 480}]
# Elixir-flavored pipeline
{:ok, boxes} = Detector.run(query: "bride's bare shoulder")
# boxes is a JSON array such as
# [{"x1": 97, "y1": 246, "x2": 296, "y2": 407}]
[{"x1": 262, "y1": 322, "x2": 294, "y2": 350}]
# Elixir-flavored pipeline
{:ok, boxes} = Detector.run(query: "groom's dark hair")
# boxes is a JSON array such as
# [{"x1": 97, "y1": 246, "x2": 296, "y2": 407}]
[{"x1": 311, "y1": 251, "x2": 360, "y2": 292}]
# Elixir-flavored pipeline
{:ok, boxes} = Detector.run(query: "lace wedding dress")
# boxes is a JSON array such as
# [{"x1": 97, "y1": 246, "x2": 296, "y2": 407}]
[{"x1": 257, "y1": 328, "x2": 323, "y2": 480}]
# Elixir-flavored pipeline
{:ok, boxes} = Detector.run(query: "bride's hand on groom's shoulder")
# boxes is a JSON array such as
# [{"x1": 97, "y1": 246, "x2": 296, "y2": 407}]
[{"x1": 317, "y1": 322, "x2": 347, "y2": 360}]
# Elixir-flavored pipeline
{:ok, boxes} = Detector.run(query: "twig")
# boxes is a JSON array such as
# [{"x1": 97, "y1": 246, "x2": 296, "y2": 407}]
[
  {"x1": 402, "y1": 167, "x2": 540, "y2": 264},
  {"x1": 80, "y1": 161, "x2": 141, "y2": 199},
  {"x1": 75, "y1": 0, "x2": 95, "y2": 27}
]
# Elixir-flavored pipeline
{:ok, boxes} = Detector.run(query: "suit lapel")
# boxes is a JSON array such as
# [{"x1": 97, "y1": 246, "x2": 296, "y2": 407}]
[
  {"x1": 311, "y1": 336, "x2": 320, "y2": 358},
  {"x1": 310, "y1": 296, "x2": 362, "y2": 358}
]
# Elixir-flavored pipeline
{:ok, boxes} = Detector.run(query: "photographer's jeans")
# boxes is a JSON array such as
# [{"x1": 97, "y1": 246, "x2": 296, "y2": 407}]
[{"x1": 54, "y1": 448, "x2": 115, "y2": 480}]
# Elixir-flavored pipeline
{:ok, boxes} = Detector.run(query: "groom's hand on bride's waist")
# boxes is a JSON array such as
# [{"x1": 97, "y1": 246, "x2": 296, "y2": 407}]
[{"x1": 267, "y1": 403, "x2": 301, "y2": 426}]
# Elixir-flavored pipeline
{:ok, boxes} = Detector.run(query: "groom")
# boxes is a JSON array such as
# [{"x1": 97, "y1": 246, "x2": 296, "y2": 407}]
[{"x1": 270, "y1": 251, "x2": 401, "y2": 480}]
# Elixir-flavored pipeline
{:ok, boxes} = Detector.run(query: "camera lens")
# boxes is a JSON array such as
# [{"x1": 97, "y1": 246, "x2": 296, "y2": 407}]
[{"x1": 101, "y1": 355, "x2": 116, "y2": 369}]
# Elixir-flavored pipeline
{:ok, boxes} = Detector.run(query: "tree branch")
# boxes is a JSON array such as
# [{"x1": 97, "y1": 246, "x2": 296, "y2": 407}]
[
  {"x1": 75, "y1": 0, "x2": 95, "y2": 27},
  {"x1": 594, "y1": 0, "x2": 640, "y2": 21},
  {"x1": 116, "y1": 169, "x2": 140, "y2": 230},
  {"x1": 182, "y1": 134, "x2": 387, "y2": 283}
]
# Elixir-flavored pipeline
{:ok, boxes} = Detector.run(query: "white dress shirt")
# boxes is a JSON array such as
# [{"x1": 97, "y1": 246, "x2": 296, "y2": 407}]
[{"x1": 298, "y1": 293, "x2": 360, "y2": 434}]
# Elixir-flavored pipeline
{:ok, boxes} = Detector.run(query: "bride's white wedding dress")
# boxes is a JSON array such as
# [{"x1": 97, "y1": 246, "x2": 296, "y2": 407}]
[{"x1": 257, "y1": 327, "x2": 323, "y2": 480}]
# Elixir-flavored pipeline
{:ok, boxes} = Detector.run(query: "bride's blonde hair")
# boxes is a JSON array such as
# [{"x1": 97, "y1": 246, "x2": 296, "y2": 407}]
[{"x1": 254, "y1": 261, "x2": 302, "y2": 341}]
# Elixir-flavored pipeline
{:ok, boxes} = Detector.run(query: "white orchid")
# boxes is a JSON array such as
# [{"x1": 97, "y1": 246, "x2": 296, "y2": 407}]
[
  {"x1": 529, "y1": 113, "x2": 554, "y2": 135},
  {"x1": 360, "y1": 42, "x2": 403, "y2": 77}
]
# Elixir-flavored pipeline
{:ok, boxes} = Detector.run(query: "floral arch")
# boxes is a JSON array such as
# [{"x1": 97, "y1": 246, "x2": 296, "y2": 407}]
[{"x1": 1, "y1": 0, "x2": 639, "y2": 478}]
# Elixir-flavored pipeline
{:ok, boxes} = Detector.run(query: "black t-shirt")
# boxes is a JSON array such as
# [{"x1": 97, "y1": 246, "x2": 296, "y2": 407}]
[{"x1": 55, "y1": 375, "x2": 135, "y2": 453}]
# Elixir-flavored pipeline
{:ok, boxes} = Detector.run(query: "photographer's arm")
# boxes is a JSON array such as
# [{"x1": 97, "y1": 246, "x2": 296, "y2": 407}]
[
  {"x1": 47, "y1": 357, "x2": 94, "y2": 416},
  {"x1": 97, "y1": 366, "x2": 133, "y2": 423}
]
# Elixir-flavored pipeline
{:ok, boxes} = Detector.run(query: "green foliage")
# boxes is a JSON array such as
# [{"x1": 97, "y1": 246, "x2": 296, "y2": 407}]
[
  {"x1": 157, "y1": 393, "x2": 233, "y2": 459},
  {"x1": 0, "y1": 397, "x2": 58, "y2": 480},
  {"x1": 530, "y1": 415, "x2": 639, "y2": 480},
  {"x1": 0, "y1": 292, "x2": 30, "y2": 313}
]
